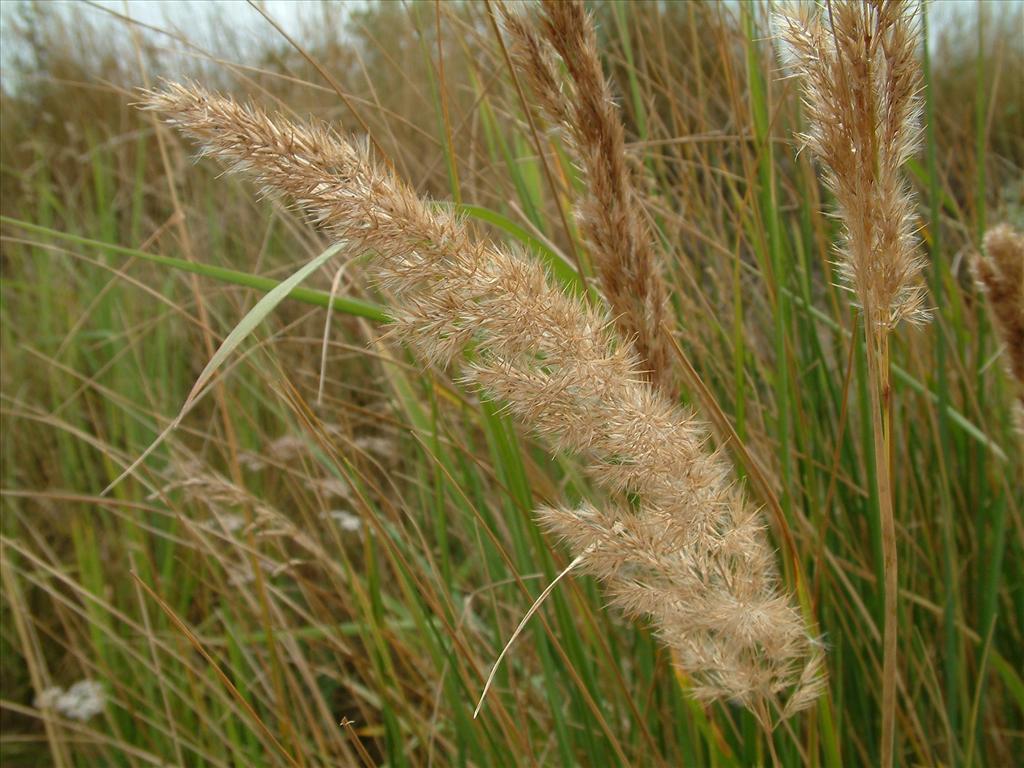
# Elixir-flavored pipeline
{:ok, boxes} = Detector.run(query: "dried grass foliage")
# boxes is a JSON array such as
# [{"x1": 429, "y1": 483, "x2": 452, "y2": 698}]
[{"x1": 142, "y1": 80, "x2": 824, "y2": 719}]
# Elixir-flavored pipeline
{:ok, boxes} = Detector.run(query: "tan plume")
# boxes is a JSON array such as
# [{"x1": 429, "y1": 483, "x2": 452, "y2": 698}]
[
  {"x1": 774, "y1": 0, "x2": 929, "y2": 330},
  {"x1": 502, "y1": 0, "x2": 677, "y2": 395},
  {"x1": 974, "y1": 223, "x2": 1024, "y2": 424},
  {"x1": 141, "y1": 81, "x2": 824, "y2": 719}
]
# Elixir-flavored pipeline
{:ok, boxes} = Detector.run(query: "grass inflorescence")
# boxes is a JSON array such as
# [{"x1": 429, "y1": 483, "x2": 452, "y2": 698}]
[{"x1": 1, "y1": 1, "x2": 1022, "y2": 766}]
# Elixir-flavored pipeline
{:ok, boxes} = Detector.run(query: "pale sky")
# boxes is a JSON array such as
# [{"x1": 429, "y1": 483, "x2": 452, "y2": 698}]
[{"x1": 1, "y1": 0, "x2": 1018, "y2": 82}]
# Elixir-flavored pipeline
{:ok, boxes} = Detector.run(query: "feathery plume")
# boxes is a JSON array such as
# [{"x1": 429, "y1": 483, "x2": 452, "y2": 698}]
[
  {"x1": 974, "y1": 223, "x2": 1024, "y2": 424},
  {"x1": 774, "y1": 0, "x2": 928, "y2": 329},
  {"x1": 774, "y1": 3, "x2": 927, "y2": 762},
  {"x1": 502, "y1": 1, "x2": 677, "y2": 395},
  {"x1": 141, "y1": 82, "x2": 824, "y2": 718}
]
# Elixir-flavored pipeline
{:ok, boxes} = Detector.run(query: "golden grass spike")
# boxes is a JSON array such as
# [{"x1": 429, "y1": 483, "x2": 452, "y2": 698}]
[
  {"x1": 975, "y1": 223, "x2": 1024, "y2": 425},
  {"x1": 502, "y1": 0, "x2": 677, "y2": 396},
  {"x1": 141, "y1": 81, "x2": 824, "y2": 720},
  {"x1": 774, "y1": 3, "x2": 928, "y2": 762},
  {"x1": 774, "y1": 0, "x2": 929, "y2": 330}
]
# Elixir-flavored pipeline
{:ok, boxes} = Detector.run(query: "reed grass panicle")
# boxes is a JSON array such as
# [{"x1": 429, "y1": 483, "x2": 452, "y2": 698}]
[
  {"x1": 142, "y1": 81, "x2": 824, "y2": 721},
  {"x1": 774, "y1": 0, "x2": 928, "y2": 330},
  {"x1": 501, "y1": 0, "x2": 676, "y2": 395},
  {"x1": 974, "y1": 223, "x2": 1024, "y2": 426}
]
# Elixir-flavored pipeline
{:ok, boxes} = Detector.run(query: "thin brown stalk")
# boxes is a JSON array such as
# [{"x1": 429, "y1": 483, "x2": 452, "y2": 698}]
[
  {"x1": 141, "y1": 82, "x2": 825, "y2": 720},
  {"x1": 866, "y1": 320, "x2": 898, "y2": 768},
  {"x1": 774, "y1": 2, "x2": 928, "y2": 764},
  {"x1": 501, "y1": 0, "x2": 676, "y2": 395}
]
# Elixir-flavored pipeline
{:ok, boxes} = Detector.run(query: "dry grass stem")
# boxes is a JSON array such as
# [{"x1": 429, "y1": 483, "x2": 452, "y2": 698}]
[
  {"x1": 141, "y1": 81, "x2": 825, "y2": 720},
  {"x1": 501, "y1": 0, "x2": 676, "y2": 395}
]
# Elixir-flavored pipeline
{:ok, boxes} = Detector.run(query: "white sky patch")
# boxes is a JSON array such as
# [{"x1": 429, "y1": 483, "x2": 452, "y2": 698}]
[
  {"x1": 1, "y1": 1, "x2": 1019, "y2": 90},
  {"x1": 0, "y1": 0, "x2": 361, "y2": 78}
]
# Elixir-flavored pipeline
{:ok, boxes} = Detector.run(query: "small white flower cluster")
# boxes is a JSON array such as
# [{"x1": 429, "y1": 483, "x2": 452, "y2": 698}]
[
  {"x1": 35, "y1": 679, "x2": 106, "y2": 721},
  {"x1": 327, "y1": 509, "x2": 362, "y2": 532}
]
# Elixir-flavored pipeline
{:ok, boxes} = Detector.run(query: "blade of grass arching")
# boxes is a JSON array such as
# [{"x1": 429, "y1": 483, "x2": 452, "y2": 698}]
[
  {"x1": 102, "y1": 241, "x2": 346, "y2": 494},
  {"x1": 0, "y1": 218, "x2": 390, "y2": 323},
  {"x1": 923, "y1": 6, "x2": 964, "y2": 756}
]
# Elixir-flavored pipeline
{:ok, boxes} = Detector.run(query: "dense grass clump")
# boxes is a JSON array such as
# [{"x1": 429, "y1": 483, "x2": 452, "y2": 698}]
[{"x1": 1, "y1": 1, "x2": 1022, "y2": 766}]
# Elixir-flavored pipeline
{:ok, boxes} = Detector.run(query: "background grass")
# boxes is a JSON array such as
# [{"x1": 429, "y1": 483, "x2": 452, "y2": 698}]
[{"x1": 1, "y1": 1, "x2": 1022, "y2": 765}]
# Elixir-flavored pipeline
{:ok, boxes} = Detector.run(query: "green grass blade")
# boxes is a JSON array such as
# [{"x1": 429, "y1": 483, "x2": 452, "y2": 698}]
[
  {"x1": 1, "y1": 216, "x2": 389, "y2": 322},
  {"x1": 102, "y1": 242, "x2": 345, "y2": 493}
]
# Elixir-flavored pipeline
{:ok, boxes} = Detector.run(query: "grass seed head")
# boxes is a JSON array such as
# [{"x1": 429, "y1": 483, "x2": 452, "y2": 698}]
[
  {"x1": 141, "y1": 80, "x2": 825, "y2": 719},
  {"x1": 774, "y1": 0, "x2": 929, "y2": 330}
]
